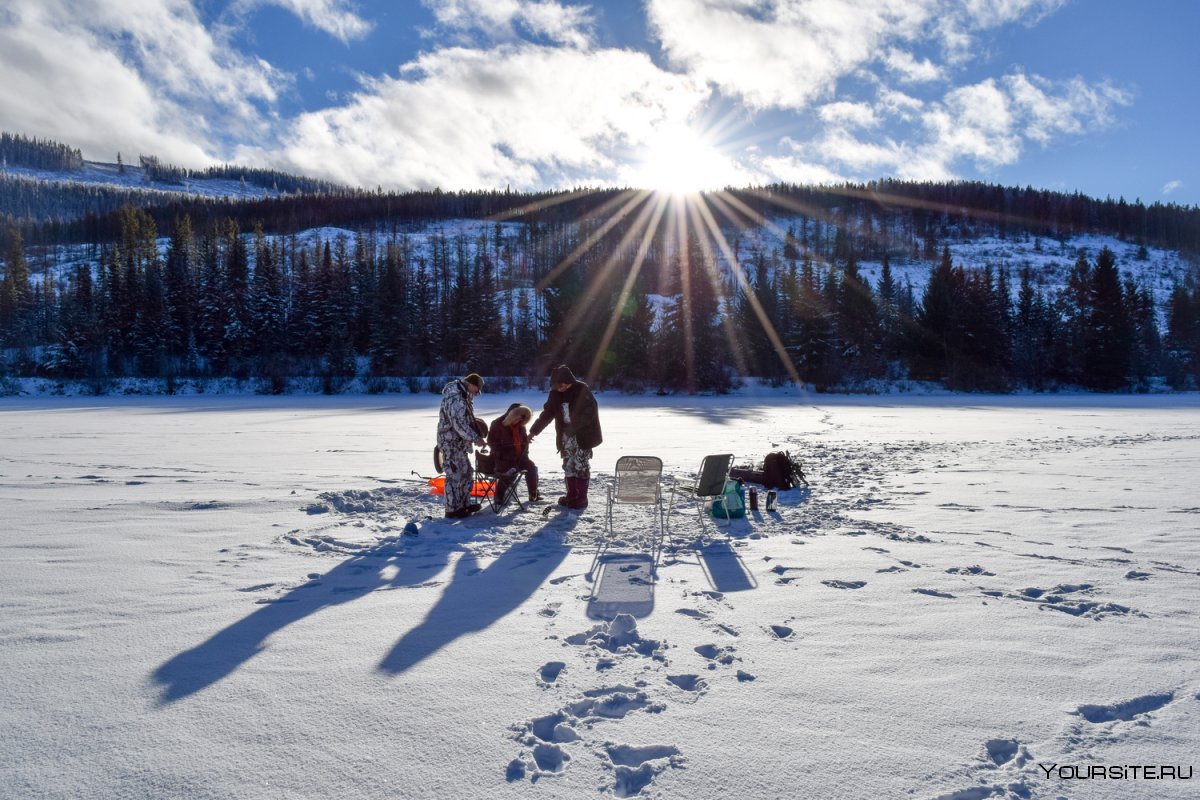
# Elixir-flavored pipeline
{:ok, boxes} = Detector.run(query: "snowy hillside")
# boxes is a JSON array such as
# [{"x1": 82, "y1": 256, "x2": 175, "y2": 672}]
[
  {"x1": 2, "y1": 159, "x2": 286, "y2": 202},
  {"x1": 26, "y1": 216, "x2": 1196, "y2": 318}
]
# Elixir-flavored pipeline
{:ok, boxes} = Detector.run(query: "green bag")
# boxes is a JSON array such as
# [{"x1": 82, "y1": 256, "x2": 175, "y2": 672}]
[{"x1": 710, "y1": 480, "x2": 746, "y2": 520}]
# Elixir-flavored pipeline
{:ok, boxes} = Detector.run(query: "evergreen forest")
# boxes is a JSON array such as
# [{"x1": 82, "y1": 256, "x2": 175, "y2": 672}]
[{"x1": 2, "y1": 133, "x2": 1199, "y2": 394}]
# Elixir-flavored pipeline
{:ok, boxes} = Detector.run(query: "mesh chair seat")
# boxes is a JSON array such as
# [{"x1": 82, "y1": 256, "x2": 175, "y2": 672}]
[{"x1": 593, "y1": 456, "x2": 666, "y2": 578}]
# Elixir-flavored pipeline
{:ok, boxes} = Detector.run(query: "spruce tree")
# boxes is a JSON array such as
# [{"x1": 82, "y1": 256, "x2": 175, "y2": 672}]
[
  {"x1": 1082, "y1": 246, "x2": 1131, "y2": 390},
  {"x1": 0, "y1": 228, "x2": 32, "y2": 347}
]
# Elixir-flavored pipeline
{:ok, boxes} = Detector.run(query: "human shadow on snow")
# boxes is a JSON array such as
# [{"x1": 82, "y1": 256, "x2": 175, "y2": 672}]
[
  {"x1": 154, "y1": 509, "x2": 583, "y2": 700},
  {"x1": 152, "y1": 536, "x2": 455, "y2": 703},
  {"x1": 377, "y1": 519, "x2": 577, "y2": 675}
]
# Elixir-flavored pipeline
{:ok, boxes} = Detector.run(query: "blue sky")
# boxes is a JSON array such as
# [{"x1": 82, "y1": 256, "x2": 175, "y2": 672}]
[{"x1": 1, "y1": 0, "x2": 1197, "y2": 204}]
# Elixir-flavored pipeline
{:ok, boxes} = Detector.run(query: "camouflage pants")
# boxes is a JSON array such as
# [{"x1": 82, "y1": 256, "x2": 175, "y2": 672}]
[
  {"x1": 561, "y1": 435, "x2": 592, "y2": 479},
  {"x1": 437, "y1": 433, "x2": 472, "y2": 511}
]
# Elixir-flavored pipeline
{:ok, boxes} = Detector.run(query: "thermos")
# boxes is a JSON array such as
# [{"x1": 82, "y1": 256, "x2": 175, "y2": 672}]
[
  {"x1": 765, "y1": 489, "x2": 777, "y2": 512},
  {"x1": 748, "y1": 486, "x2": 758, "y2": 511}
]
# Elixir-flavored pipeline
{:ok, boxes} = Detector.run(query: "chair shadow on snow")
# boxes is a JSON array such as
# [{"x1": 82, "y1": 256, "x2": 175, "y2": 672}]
[
  {"x1": 153, "y1": 518, "x2": 575, "y2": 702},
  {"x1": 587, "y1": 552, "x2": 655, "y2": 620},
  {"x1": 696, "y1": 539, "x2": 757, "y2": 593}
]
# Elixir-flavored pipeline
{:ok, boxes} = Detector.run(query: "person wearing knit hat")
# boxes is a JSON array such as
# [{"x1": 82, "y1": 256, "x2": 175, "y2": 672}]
[
  {"x1": 487, "y1": 403, "x2": 541, "y2": 507},
  {"x1": 436, "y1": 373, "x2": 487, "y2": 518},
  {"x1": 529, "y1": 365, "x2": 603, "y2": 510}
]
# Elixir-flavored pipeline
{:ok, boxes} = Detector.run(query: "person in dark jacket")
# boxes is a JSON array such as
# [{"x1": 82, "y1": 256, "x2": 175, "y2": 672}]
[
  {"x1": 487, "y1": 403, "x2": 541, "y2": 506},
  {"x1": 529, "y1": 365, "x2": 602, "y2": 509}
]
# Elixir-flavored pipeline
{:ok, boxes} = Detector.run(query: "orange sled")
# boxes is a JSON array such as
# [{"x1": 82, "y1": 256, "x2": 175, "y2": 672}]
[{"x1": 426, "y1": 475, "x2": 492, "y2": 498}]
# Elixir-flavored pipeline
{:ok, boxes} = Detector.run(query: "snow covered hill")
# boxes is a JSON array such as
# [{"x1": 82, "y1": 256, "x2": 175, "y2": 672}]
[{"x1": 2, "y1": 159, "x2": 285, "y2": 202}]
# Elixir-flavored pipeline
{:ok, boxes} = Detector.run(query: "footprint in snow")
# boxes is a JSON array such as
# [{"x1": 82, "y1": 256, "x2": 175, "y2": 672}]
[
  {"x1": 1075, "y1": 692, "x2": 1174, "y2": 723},
  {"x1": 538, "y1": 662, "x2": 565, "y2": 685},
  {"x1": 947, "y1": 565, "x2": 995, "y2": 576},
  {"x1": 694, "y1": 643, "x2": 738, "y2": 668},
  {"x1": 822, "y1": 580, "x2": 866, "y2": 590},
  {"x1": 984, "y1": 738, "x2": 1029, "y2": 767},
  {"x1": 913, "y1": 588, "x2": 956, "y2": 599},
  {"x1": 604, "y1": 743, "x2": 685, "y2": 798},
  {"x1": 1124, "y1": 570, "x2": 1151, "y2": 581},
  {"x1": 767, "y1": 624, "x2": 794, "y2": 639},
  {"x1": 674, "y1": 608, "x2": 709, "y2": 620},
  {"x1": 666, "y1": 674, "x2": 706, "y2": 692}
]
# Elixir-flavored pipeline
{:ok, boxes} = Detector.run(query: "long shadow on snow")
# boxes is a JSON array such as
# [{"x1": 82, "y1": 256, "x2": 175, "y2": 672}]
[
  {"x1": 152, "y1": 537, "x2": 453, "y2": 703},
  {"x1": 377, "y1": 518, "x2": 577, "y2": 675}
]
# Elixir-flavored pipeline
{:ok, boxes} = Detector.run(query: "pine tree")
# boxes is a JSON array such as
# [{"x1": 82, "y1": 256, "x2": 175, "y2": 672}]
[
  {"x1": 250, "y1": 224, "x2": 286, "y2": 384},
  {"x1": 163, "y1": 216, "x2": 197, "y2": 374},
  {"x1": 913, "y1": 245, "x2": 961, "y2": 381},
  {"x1": 0, "y1": 228, "x2": 32, "y2": 347},
  {"x1": 1055, "y1": 249, "x2": 1092, "y2": 384},
  {"x1": 1164, "y1": 286, "x2": 1199, "y2": 388},
  {"x1": 836, "y1": 253, "x2": 882, "y2": 380},
  {"x1": 1082, "y1": 246, "x2": 1131, "y2": 390},
  {"x1": 1124, "y1": 278, "x2": 1159, "y2": 388},
  {"x1": 368, "y1": 243, "x2": 409, "y2": 376}
]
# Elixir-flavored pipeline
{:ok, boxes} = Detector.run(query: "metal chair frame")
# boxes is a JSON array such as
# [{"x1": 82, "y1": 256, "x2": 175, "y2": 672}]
[
  {"x1": 591, "y1": 455, "x2": 666, "y2": 577},
  {"x1": 669, "y1": 453, "x2": 735, "y2": 534}
]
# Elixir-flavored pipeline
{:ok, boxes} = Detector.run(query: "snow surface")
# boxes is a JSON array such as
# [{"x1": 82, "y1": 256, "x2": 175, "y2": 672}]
[{"x1": 1, "y1": 392, "x2": 1199, "y2": 799}]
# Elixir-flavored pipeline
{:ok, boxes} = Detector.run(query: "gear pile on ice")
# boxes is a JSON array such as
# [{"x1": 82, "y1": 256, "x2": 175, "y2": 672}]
[{"x1": 730, "y1": 450, "x2": 808, "y2": 489}]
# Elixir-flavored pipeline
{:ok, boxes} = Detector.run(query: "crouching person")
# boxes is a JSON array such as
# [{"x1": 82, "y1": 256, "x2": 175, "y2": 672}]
[
  {"x1": 529, "y1": 365, "x2": 602, "y2": 510},
  {"x1": 488, "y1": 404, "x2": 541, "y2": 507},
  {"x1": 437, "y1": 372, "x2": 486, "y2": 518}
]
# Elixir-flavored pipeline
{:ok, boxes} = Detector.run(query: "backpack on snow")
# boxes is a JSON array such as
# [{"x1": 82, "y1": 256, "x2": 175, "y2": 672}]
[{"x1": 762, "y1": 451, "x2": 808, "y2": 490}]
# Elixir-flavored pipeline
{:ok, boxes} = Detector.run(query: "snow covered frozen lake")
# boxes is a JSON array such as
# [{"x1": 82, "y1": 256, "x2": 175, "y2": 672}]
[{"x1": 1, "y1": 392, "x2": 1198, "y2": 799}]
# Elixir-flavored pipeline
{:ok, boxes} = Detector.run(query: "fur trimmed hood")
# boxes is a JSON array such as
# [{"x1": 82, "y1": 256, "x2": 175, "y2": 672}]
[{"x1": 502, "y1": 405, "x2": 533, "y2": 427}]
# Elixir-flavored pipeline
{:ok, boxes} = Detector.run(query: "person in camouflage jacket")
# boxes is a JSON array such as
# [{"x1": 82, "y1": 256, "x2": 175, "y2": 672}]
[{"x1": 437, "y1": 373, "x2": 486, "y2": 518}]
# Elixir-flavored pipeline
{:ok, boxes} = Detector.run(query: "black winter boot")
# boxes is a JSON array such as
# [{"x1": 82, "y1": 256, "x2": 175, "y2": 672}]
[{"x1": 567, "y1": 477, "x2": 589, "y2": 510}]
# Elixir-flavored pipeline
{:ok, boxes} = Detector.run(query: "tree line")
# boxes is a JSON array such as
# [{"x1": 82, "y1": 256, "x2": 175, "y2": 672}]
[
  {"x1": 1, "y1": 132, "x2": 84, "y2": 172},
  {"x1": 2, "y1": 201, "x2": 1198, "y2": 393}
]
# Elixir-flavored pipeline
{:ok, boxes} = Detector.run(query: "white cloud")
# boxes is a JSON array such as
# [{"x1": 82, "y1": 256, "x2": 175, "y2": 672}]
[
  {"x1": 1162, "y1": 180, "x2": 1182, "y2": 195},
  {"x1": 647, "y1": 0, "x2": 939, "y2": 110},
  {"x1": 0, "y1": 0, "x2": 283, "y2": 166},
  {"x1": 234, "y1": 0, "x2": 373, "y2": 43},
  {"x1": 1005, "y1": 72, "x2": 1130, "y2": 144},
  {"x1": 818, "y1": 101, "x2": 880, "y2": 129},
  {"x1": 882, "y1": 48, "x2": 944, "y2": 83},
  {"x1": 921, "y1": 78, "x2": 1020, "y2": 168},
  {"x1": 646, "y1": 1, "x2": 1081, "y2": 111},
  {"x1": 955, "y1": 0, "x2": 1067, "y2": 29},
  {"x1": 757, "y1": 138, "x2": 847, "y2": 185},
  {"x1": 424, "y1": 0, "x2": 594, "y2": 47},
  {"x1": 934, "y1": 0, "x2": 1068, "y2": 61},
  {"x1": 249, "y1": 44, "x2": 711, "y2": 190},
  {"x1": 775, "y1": 68, "x2": 1128, "y2": 186}
]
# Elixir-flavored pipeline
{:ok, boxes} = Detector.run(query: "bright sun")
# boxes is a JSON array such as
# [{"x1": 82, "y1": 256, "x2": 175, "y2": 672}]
[{"x1": 630, "y1": 124, "x2": 735, "y2": 196}]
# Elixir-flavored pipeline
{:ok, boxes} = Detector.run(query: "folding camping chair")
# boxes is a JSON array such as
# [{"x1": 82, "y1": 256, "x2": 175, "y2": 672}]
[
  {"x1": 591, "y1": 456, "x2": 666, "y2": 577},
  {"x1": 669, "y1": 453, "x2": 735, "y2": 536},
  {"x1": 431, "y1": 444, "x2": 524, "y2": 513},
  {"x1": 474, "y1": 448, "x2": 527, "y2": 513}
]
